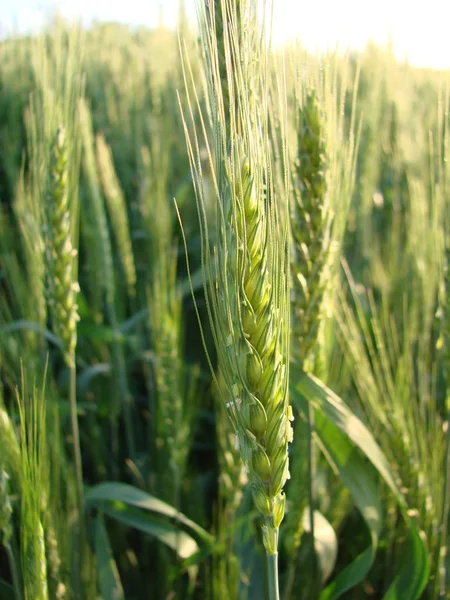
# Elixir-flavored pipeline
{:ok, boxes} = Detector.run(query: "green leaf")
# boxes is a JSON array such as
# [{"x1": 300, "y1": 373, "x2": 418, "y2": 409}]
[
  {"x1": 102, "y1": 503, "x2": 199, "y2": 560},
  {"x1": 95, "y1": 514, "x2": 125, "y2": 600},
  {"x1": 291, "y1": 383, "x2": 382, "y2": 599},
  {"x1": 292, "y1": 372, "x2": 429, "y2": 599},
  {"x1": 77, "y1": 363, "x2": 111, "y2": 392},
  {"x1": 85, "y1": 482, "x2": 213, "y2": 545},
  {"x1": 77, "y1": 323, "x2": 126, "y2": 344},
  {"x1": 382, "y1": 524, "x2": 429, "y2": 600},
  {"x1": 294, "y1": 373, "x2": 401, "y2": 501},
  {"x1": 119, "y1": 309, "x2": 148, "y2": 334},
  {"x1": 302, "y1": 510, "x2": 338, "y2": 585},
  {"x1": 0, "y1": 320, "x2": 63, "y2": 349},
  {"x1": 0, "y1": 579, "x2": 15, "y2": 600}
]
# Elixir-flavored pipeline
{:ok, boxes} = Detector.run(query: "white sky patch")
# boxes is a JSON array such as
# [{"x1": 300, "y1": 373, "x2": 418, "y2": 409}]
[{"x1": 1, "y1": 0, "x2": 449, "y2": 69}]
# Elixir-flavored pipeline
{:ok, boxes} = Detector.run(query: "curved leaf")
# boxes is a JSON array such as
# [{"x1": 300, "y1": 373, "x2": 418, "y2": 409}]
[
  {"x1": 382, "y1": 524, "x2": 429, "y2": 600},
  {"x1": 291, "y1": 383, "x2": 382, "y2": 599},
  {"x1": 101, "y1": 503, "x2": 199, "y2": 560},
  {"x1": 0, "y1": 579, "x2": 15, "y2": 600},
  {"x1": 85, "y1": 482, "x2": 213, "y2": 545},
  {"x1": 0, "y1": 320, "x2": 63, "y2": 349},
  {"x1": 302, "y1": 510, "x2": 338, "y2": 584},
  {"x1": 77, "y1": 363, "x2": 111, "y2": 392},
  {"x1": 292, "y1": 372, "x2": 429, "y2": 599},
  {"x1": 95, "y1": 514, "x2": 125, "y2": 600},
  {"x1": 77, "y1": 323, "x2": 127, "y2": 344},
  {"x1": 295, "y1": 373, "x2": 401, "y2": 500}
]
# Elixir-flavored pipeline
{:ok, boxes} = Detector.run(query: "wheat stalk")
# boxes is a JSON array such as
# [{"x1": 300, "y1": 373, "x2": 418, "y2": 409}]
[
  {"x1": 285, "y1": 89, "x2": 330, "y2": 578},
  {"x1": 79, "y1": 98, "x2": 136, "y2": 460},
  {"x1": 95, "y1": 132, "x2": 136, "y2": 299},
  {"x1": 148, "y1": 243, "x2": 189, "y2": 499},
  {"x1": 79, "y1": 98, "x2": 115, "y2": 308}
]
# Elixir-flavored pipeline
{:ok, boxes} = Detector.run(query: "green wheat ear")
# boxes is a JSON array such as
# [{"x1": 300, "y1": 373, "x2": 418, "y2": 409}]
[
  {"x1": 17, "y1": 374, "x2": 49, "y2": 600},
  {"x1": 45, "y1": 127, "x2": 80, "y2": 366},
  {"x1": 291, "y1": 88, "x2": 332, "y2": 372},
  {"x1": 0, "y1": 468, "x2": 13, "y2": 549},
  {"x1": 0, "y1": 403, "x2": 21, "y2": 487},
  {"x1": 180, "y1": 0, "x2": 293, "y2": 557},
  {"x1": 216, "y1": 369, "x2": 248, "y2": 513}
]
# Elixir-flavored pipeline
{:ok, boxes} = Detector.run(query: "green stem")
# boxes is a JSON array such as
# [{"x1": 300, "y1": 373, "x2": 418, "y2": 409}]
[
  {"x1": 6, "y1": 543, "x2": 23, "y2": 600},
  {"x1": 106, "y1": 300, "x2": 135, "y2": 460},
  {"x1": 283, "y1": 564, "x2": 295, "y2": 600},
  {"x1": 173, "y1": 464, "x2": 183, "y2": 597},
  {"x1": 69, "y1": 357, "x2": 85, "y2": 597},
  {"x1": 69, "y1": 359, "x2": 83, "y2": 516},
  {"x1": 306, "y1": 401, "x2": 318, "y2": 594},
  {"x1": 267, "y1": 550, "x2": 280, "y2": 600}
]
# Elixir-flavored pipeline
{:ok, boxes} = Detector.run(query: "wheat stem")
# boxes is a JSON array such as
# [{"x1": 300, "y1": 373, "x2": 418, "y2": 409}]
[
  {"x1": 106, "y1": 300, "x2": 136, "y2": 461},
  {"x1": 267, "y1": 541, "x2": 280, "y2": 600},
  {"x1": 70, "y1": 359, "x2": 83, "y2": 514},
  {"x1": 306, "y1": 402, "x2": 318, "y2": 590},
  {"x1": 68, "y1": 356, "x2": 84, "y2": 595}
]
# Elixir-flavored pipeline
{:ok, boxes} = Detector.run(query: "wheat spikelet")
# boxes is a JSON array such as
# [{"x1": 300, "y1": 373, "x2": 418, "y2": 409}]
[
  {"x1": 0, "y1": 469, "x2": 13, "y2": 548},
  {"x1": 42, "y1": 503, "x2": 65, "y2": 600},
  {"x1": 45, "y1": 127, "x2": 80, "y2": 366},
  {"x1": 14, "y1": 174, "x2": 47, "y2": 331},
  {"x1": 215, "y1": 372, "x2": 247, "y2": 513},
  {"x1": 0, "y1": 403, "x2": 21, "y2": 486}
]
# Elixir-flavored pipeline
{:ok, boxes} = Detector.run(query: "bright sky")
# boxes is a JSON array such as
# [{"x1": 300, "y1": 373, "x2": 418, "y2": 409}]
[{"x1": 1, "y1": 0, "x2": 449, "y2": 70}]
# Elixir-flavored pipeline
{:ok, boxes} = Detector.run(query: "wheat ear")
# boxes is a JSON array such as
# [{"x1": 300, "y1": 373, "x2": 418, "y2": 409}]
[
  {"x1": 181, "y1": 0, "x2": 293, "y2": 573},
  {"x1": 290, "y1": 89, "x2": 332, "y2": 371},
  {"x1": 45, "y1": 127, "x2": 80, "y2": 366}
]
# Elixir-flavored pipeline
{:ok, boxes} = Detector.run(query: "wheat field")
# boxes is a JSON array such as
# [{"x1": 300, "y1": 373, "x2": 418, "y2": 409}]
[{"x1": 0, "y1": 2, "x2": 449, "y2": 598}]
